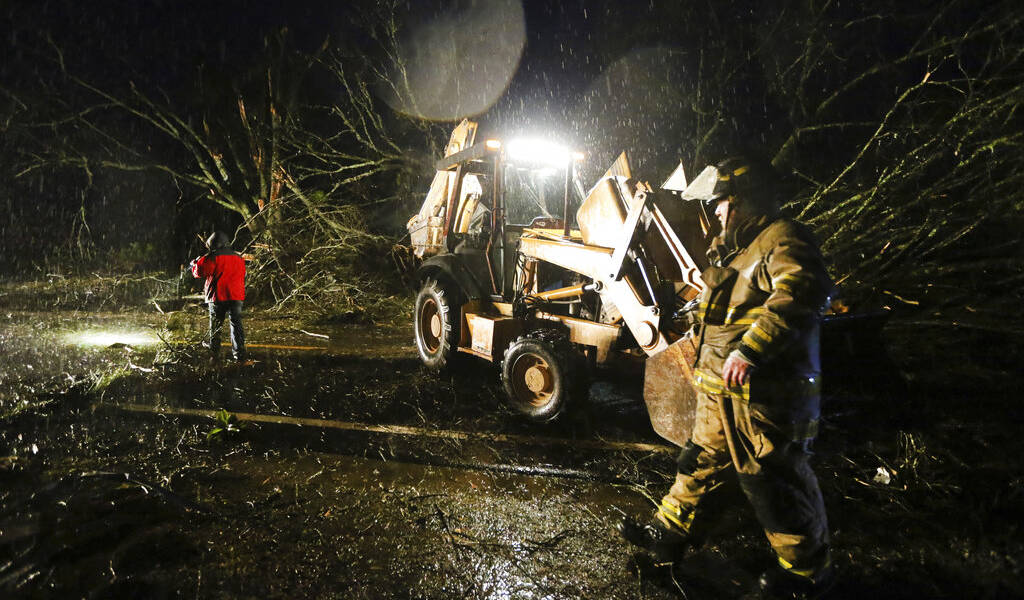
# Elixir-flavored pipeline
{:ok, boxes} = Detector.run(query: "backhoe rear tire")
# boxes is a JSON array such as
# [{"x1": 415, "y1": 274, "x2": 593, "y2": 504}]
[
  {"x1": 501, "y1": 332, "x2": 576, "y2": 422},
  {"x1": 414, "y1": 278, "x2": 462, "y2": 370}
]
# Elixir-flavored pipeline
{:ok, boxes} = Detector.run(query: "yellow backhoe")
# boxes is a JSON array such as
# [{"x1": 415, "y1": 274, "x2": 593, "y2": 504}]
[{"x1": 406, "y1": 120, "x2": 716, "y2": 443}]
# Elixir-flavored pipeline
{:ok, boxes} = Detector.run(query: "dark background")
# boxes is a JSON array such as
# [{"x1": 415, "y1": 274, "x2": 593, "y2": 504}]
[
  {"x1": 0, "y1": 0, "x2": 908, "y2": 265},
  {"x1": 2, "y1": 1, "x2": 1022, "y2": 376}
]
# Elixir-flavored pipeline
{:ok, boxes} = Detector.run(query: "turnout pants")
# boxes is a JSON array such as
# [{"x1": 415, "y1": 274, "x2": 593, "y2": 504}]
[
  {"x1": 658, "y1": 391, "x2": 829, "y2": 577},
  {"x1": 208, "y1": 300, "x2": 246, "y2": 360}
]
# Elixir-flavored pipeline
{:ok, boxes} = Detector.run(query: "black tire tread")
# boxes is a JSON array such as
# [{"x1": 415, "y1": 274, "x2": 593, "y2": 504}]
[
  {"x1": 501, "y1": 330, "x2": 577, "y2": 422},
  {"x1": 413, "y1": 277, "x2": 462, "y2": 371}
]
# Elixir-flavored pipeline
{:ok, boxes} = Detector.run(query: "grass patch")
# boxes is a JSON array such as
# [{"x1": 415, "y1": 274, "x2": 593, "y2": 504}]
[
  {"x1": 0, "y1": 272, "x2": 183, "y2": 311},
  {"x1": 86, "y1": 363, "x2": 134, "y2": 396},
  {"x1": 0, "y1": 397, "x2": 56, "y2": 423}
]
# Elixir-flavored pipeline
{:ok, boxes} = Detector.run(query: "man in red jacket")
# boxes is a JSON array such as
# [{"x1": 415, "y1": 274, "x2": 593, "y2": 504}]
[{"x1": 190, "y1": 231, "x2": 247, "y2": 361}]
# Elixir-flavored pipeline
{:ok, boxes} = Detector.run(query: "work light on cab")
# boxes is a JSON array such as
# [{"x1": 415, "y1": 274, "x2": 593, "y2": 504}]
[{"x1": 506, "y1": 139, "x2": 576, "y2": 167}]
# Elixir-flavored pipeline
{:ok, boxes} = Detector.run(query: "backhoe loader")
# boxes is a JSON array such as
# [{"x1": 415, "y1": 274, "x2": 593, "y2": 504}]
[{"x1": 406, "y1": 120, "x2": 714, "y2": 443}]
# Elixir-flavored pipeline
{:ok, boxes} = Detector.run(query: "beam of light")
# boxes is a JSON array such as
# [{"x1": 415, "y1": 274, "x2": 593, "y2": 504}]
[{"x1": 64, "y1": 330, "x2": 161, "y2": 347}]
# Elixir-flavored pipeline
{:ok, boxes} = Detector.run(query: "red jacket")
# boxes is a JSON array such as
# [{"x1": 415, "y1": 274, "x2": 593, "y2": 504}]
[{"x1": 191, "y1": 251, "x2": 246, "y2": 302}]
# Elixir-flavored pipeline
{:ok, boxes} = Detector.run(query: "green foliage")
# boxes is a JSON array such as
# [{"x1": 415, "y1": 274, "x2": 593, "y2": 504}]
[{"x1": 206, "y1": 408, "x2": 246, "y2": 441}]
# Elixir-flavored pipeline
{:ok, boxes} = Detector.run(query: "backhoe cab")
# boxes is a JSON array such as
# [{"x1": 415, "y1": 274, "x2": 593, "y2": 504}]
[{"x1": 407, "y1": 120, "x2": 710, "y2": 439}]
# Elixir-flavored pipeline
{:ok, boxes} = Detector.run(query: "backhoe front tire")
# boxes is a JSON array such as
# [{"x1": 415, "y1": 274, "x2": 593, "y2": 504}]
[
  {"x1": 501, "y1": 332, "x2": 576, "y2": 422},
  {"x1": 414, "y1": 278, "x2": 462, "y2": 370}
]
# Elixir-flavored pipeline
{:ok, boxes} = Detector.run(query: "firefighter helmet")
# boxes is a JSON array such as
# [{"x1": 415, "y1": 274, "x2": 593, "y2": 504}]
[
  {"x1": 709, "y1": 157, "x2": 754, "y2": 201},
  {"x1": 681, "y1": 157, "x2": 766, "y2": 202},
  {"x1": 682, "y1": 156, "x2": 776, "y2": 214}
]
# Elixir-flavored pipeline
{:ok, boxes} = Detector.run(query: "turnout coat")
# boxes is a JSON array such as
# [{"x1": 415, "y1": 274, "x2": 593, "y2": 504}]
[{"x1": 692, "y1": 214, "x2": 832, "y2": 437}]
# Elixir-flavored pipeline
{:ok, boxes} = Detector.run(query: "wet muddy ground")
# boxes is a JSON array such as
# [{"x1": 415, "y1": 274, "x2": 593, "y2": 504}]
[{"x1": 2, "y1": 291, "x2": 1023, "y2": 599}]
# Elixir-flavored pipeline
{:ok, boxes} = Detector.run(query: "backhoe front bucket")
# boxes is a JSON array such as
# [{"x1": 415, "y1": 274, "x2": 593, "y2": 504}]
[{"x1": 643, "y1": 335, "x2": 700, "y2": 447}]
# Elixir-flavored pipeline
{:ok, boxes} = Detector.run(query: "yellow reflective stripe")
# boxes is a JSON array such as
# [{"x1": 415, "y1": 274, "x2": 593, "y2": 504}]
[
  {"x1": 726, "y1": 306, "x2": 766, "y2": 325},
  {"x1": 741, "y1": 329, "x2": 767, "y2": 354},
  {"x1": 777, "y1": 556, "x2": 817, "y2": 579},
  {"x1": 697, "y1": 368, "x2": 820, "y2": 407},
  {"x1": 741, "y1": 336, "x2": 764, "y2": 354},
  {"x1": 658, "y1": 500, "x2": 695, "y2": 532},
  {"x1": 777, "y1": 554, "x2": 832, "y2": 581},
  {"x1": 718, "y1": 165, "x2": 749, "y2": 181},
  {"x1": 693, "y1": 368, "x2": 749, "y2": 400},
  {"x1": 748, "y1": 322, "x2": 774, "y2": 345},
  {"x1": 773, "y1": 273, "x2": 805, "y2": 296},
  {"x1": 753, "y1": 322, "x2": 775, "y2": 343}
]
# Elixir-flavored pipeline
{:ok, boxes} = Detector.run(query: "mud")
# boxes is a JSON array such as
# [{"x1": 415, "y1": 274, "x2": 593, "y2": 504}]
[{"x1": 2, "y1": 298, "x2": 1023, "y2": 599}]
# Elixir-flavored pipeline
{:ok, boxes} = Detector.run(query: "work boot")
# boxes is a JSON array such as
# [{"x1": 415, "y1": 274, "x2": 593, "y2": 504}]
[
  {"x1": 618, "y1": 516, "x2": 691, "y2": 561},
  {"x1": 758, "y1": 563, "x2": 835, "y2": 599}
]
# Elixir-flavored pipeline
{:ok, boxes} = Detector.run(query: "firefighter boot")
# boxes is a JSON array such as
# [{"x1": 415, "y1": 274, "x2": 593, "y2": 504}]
[
  {"x1": 618, "y1": 517, "x2": 691, "y2": 560},
  {"x1": 618, "y1": 501, "x2": 697, "y2": 561},
  {"x1": 758, "y1": 562, "x2": 836, "y2": 600}
]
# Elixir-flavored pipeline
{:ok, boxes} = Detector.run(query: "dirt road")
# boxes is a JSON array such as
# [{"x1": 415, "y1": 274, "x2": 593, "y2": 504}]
[
  {"x1": 0, "y1": 309, "x2": 712, "y2": 598},
  {"x1": 2, "y1": 307, "x2": 1022, "y2": 599}
]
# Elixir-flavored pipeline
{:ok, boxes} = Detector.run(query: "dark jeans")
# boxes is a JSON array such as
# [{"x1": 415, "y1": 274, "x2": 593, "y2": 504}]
[{"x1": 208, "y1": 300, "x2": 245, "y2": 360}]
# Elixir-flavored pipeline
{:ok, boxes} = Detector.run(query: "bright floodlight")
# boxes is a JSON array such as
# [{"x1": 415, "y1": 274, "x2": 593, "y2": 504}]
[
  {"x1": 66, "y1": 330, "x2": 161, "y2": 347},
  {"x1": 506, "y1": 139, "x2": 572, "y2": 167}
]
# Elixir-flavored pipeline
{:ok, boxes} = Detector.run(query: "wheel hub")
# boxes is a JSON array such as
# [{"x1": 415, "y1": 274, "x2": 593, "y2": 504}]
[
  {"x1": 418, "y1": 298, "x2": 441, "y2": 353},
  {"x1": 510, "y1": 352, "x2": 554, "y2": 407},
  {"x1": 524, "y1": 365, "x2": 551, "y2": 393}
]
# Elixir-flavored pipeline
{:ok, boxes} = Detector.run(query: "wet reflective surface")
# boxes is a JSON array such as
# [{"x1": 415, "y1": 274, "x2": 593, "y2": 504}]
[
  {"x1": 0, "y1": 307, "x2": 687, "y2": 598},
  {"x1": 2, "y1": 304, "x2": 1022, "y2": 599}
]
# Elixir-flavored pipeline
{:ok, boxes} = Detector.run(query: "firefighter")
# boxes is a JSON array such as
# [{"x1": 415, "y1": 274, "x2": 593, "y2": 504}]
[
  {"x1": 190, "y1": 230, "x2": 247, "y2": 362},
  {"x1": 619, "y1": 157, "x2": 835, "y2": 599}
]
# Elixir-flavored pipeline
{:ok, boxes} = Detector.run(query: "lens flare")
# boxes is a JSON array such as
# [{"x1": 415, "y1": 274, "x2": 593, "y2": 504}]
[{"x1": 377, "y1": 0, "x2": 525, "y2": 120}]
